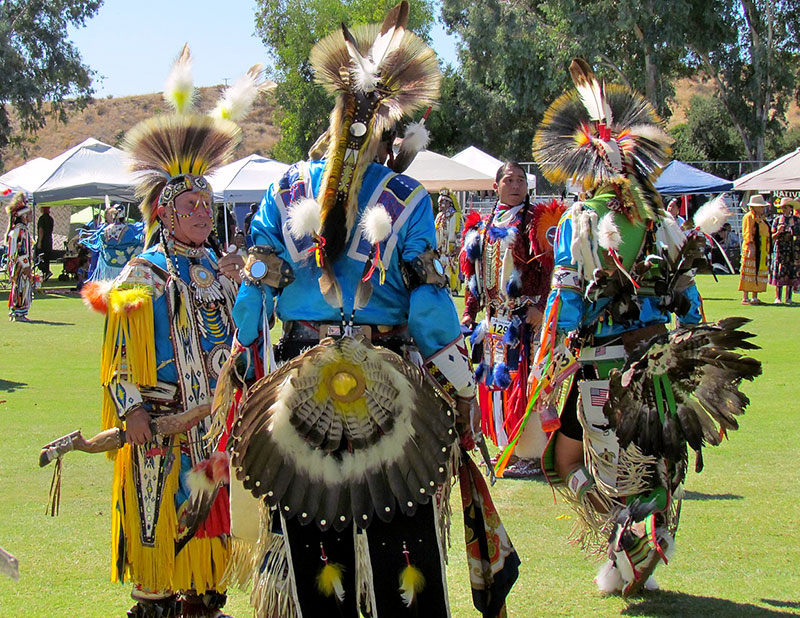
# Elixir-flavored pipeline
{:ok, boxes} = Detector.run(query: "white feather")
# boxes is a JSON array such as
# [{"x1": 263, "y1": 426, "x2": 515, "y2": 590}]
[
  {"x1": 595, "y1": 560, "x2": 623, "y2": 593},
  {"x1": 575, "y1": 78, "x2": 611, "y2": 124},
  {"x1": 693, "y1": 194, "x2": 730, "y2": 235},
  {"x1": 399, "y1": 121, "x2": 430, "y2": 154},
  {"x1": 164, "y1": 43, "x2": 194, "y2": 113},
  {"x1": 211, "y1": 64, "x2": 273, "y2": 122},
  {"x1": 287, "y1": 198, "x2": 321, "y2": 239},
  {"x1": 370, "y1": 23, "x2": 405, "y2": 67},
  {"x1": 598, "y1": 213, "x2": 622, "y2": 250},
  {"x1": 346, "y1": 39, "x2": 379, "y2": 93},
  {"x1": 629, "y1": 123, "x2": 672, "y2": 145},
  {"x1": 361, "y1": 205, "x2": 393, "y2": 245}
]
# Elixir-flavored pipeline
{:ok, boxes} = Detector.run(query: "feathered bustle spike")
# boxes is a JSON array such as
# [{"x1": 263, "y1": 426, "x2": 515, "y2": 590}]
[
  {"x1": 374, "y1": 1, "x2": 409, "y2": 64},
  {"x1": 211, "y1": 64, "x2": 275, "y2": 122},
  {"x1": 164, "y1": 43, "x2": 195, "y2": 114},
  {"x1": 693, "y1": 194, "x2": 730, "y2": 235}
]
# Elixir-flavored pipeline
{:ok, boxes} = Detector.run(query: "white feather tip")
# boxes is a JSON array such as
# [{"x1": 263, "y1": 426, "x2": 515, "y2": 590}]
[
  {"x1": 287, "y1": 198, "x2": 322, "y2": 240},
  {"x1": 211, "y1": 64, "x2": 269, "y2": 122},
  {"x1": 361, "y1": 205, "x2": 393, "y2": 245},
  {"x1": 598, "y1": 213, "x2": 622, "y2": 250},
  {"x1": 595, "y1": 560, "x2": 624, "y2": 593},
  {"x1": 693, "y1": 195, "x2": 730, "y2": 235},
  {"x1": 399, "y1": 121, "x2": 430, "y2": 154},
  {"x1": 164, "y1": 43, "x2": 195, "y2": 113}
]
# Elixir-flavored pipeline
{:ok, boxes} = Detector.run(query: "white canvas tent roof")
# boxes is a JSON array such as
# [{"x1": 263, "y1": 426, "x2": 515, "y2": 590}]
[
  {"x1": 207, "y1": 154, "x2": 290, "y2": 203},
  {"x1": 0, "y1": 157, "x2": 52, "y2": 195},
  {"x1": 31, "y1": 138, "x2": 140, "y2": 205},
  {"x1": 404, "y1": 150, "x2": 495, "y2": 192},
  {"x1": 451, "y1": 146, "x2": 536, "y2": 190},
  {"x1": 734, "y1": 147, "x2": 800, "y2": 191}
]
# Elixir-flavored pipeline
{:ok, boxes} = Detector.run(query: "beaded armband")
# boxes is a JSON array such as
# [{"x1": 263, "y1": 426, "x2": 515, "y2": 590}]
[
  {"x1": 424, "y1": 337, "x2": 476, "y2": 403},
  {"x1": 551, "y1": 266, "x2": 582, "y2": 293},
  {"x1": 242, "y1": 245, "x2": 295, "y2": 288}
]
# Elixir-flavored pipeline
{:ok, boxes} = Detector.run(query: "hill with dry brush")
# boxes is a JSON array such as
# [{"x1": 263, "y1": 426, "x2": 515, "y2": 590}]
[{"x1": 2, "y1": 85, "x2": 280, "y2": 171}]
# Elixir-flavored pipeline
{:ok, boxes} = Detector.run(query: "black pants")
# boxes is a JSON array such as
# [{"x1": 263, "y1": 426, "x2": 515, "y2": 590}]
[{"x1": 283, "y1": 501, "x2": 448, "y2": 618}]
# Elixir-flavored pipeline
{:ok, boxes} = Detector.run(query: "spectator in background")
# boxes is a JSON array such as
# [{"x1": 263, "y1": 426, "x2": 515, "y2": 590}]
[
  {"x1": 769, "y1": 197, "x2": 800, "y2": 304},
  {"x1": 739, "y1": 194, "x2": 771, "y2": 304},
  {"x1": 36, "y1": 205, "x2": 54, "y2": 281},
  {"x1": 667, "y1": 197, "x2": 687, "y2": 229},
  {"x1": 243, "y1": 202, "x2": 257, "y2": 247}
]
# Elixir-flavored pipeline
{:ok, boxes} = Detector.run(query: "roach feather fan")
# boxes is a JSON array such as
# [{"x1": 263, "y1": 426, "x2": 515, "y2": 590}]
[
  {"x1": 604, "y1": 317, "x2": 761, "y2": 477},
  {"x1": 533, "y1": 59, "x2": 672, "y2": 192},
  {"x1": 229, "y1": 337, "x2": 456, "y2": 532}
]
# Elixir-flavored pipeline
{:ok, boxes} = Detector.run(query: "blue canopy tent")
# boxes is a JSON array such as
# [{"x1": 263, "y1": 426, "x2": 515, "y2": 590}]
[{"x1": 655, "y1": 160, "x2": 733, "y2": 195}]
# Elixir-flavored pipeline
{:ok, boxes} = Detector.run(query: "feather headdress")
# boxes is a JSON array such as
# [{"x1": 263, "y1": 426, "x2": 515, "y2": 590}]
[
  {"x1": 533, "y1": 59, "x2": 673, "y2": 201},
  {"x1": 308, "y1": 1, "x2": 441, "y2": 261},
  {"x1": 5, "y1": 192, "x2": 29, "y2": 236},
  {"x1": 124, "y1": 45, "x2": 267, "y2": 243}
]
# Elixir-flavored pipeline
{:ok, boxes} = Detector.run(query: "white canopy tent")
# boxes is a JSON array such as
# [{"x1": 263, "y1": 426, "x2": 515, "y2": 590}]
[
  {"x1": 207, "y1": 154, "x2": 290, "y2": 204},
  {"x1": 31, "y1": 138, "x2": 140, "y2": 205},
  {"x1": 0, "y1": 157, "x2": 53, "y2": 195},
  {"x1": 451, "y1": 145, "x2": 536, "y2": 191},
  {"x1": 734, "y1": 147, "x2": 800, "y2": 191},
  {"x1": 404, "y1": 150, "x2": 494, "y2": 192}
]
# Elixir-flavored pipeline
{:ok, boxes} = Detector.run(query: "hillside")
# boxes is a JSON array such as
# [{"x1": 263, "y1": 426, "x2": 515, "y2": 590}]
[
  {"x1": 669, "y1": 76, "x2": 800, "y2": 128},
  {"x1": 2, "y1": 85, "x2": 280, "y2": 170}
]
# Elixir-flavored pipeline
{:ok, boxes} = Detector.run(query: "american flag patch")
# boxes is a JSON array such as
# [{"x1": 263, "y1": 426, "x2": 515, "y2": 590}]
[{"x1": 590, "y1": 387, "x2": 608, "y2": 407}]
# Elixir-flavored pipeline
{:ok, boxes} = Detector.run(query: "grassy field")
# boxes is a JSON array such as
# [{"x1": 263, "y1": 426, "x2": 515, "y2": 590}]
[{"x1": 0, "y1": 274, "x2": 798, "y2": 617}]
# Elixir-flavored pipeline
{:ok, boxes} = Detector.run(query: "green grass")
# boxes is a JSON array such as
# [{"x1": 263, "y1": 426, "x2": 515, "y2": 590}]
[{"x1": 0, "y1": 275, "x2": 798, "y2": 616}]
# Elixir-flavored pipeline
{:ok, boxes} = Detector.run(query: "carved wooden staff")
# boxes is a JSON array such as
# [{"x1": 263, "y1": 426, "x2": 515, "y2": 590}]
[{"x1": 39, "y1": 404, "x2": 211, "y2": 468}]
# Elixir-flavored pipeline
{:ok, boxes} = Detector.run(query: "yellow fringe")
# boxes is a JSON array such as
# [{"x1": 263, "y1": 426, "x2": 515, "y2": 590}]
[
  {"x1": 174, "y1": 535, "x2": 230, "y2": 595},
  {"x1": 100, "y1": 287, "x2": 156, "y2": 388},
  {"x1": 112, "y1": 441, "x2": 180, "y2": 592}
]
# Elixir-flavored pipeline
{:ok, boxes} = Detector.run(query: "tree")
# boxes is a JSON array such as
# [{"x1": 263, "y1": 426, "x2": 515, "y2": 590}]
[
  {"x1": 0, "y1": 0, "x2": 101, "y2": 171},
  {"x1": 254, "y1": 0, "x2": 435, "y2": 163},
  {"x1": 686, "y1": 0, "x2": 800, "y2": 161}
]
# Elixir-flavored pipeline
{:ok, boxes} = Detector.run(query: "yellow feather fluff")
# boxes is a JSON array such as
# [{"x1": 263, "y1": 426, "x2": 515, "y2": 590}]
[
  {"x1": 316, "y1": 562, "x2": 346, "y2": 601},
  {"x1": 399, "y1": 564, "x2": 425, "y2": 607}
]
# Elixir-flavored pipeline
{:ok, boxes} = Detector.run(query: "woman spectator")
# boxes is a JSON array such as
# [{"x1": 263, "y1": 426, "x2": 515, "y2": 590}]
[
  {"x1": 769, "y1": 197, "x2": 800, "y2": 304},
  {"x1": 739, "y1": 194, "x2": 771, "y2": 304}
]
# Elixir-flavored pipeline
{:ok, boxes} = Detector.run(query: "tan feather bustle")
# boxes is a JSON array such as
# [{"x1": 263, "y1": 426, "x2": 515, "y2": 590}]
[
  {"x1": 124, "y1": 114, "x2": 241, "y2": 242},
  {"x1": 309, "y1": 6, "x2": 441, "y2": 260}
]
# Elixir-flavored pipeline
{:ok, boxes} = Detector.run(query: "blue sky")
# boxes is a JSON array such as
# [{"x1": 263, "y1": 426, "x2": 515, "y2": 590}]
[{"x1": 68, "y1": 0, "x2": 460, "y2": 98}]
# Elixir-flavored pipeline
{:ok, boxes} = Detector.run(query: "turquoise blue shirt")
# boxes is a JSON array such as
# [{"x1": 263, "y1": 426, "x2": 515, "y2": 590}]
[{"x1": 233, "y1": 161, "x2": 461, "y2": 359}]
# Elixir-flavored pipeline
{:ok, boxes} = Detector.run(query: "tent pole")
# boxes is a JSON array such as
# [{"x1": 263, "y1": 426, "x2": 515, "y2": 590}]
[{"x1": 224, "y1": 203, "x2": 230, "y2": 248}]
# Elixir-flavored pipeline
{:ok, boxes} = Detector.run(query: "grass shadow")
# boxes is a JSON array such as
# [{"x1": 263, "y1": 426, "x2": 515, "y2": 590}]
[
  {"x1": 16, "y1": 319, "x2": 75, "y2": 325},
  {"x1": 683, "y1": 490, "x2": 743, "y2": 501},
  {"x1": 0, "y1": 379, "x2": 27, "y2": 392},
  {"x1": 762, "y1": 600, "x2": 800, "y2": 610},
  {"x1": 622, "y1": 590, "x2": 794, "y2": 616}
]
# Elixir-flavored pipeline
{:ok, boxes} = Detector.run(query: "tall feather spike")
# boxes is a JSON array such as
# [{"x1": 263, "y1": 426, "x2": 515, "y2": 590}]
[{"x1": 164, "y1": 43, "x2": 194, "y2": 114}]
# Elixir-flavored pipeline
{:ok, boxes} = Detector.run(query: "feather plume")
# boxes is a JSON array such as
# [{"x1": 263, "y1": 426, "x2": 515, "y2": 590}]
[
  {"x1": 360, "y1": 205, "x2": 393, "y2": 244},
  {"x1": 399, "y1": 120, "x2": 430, "y2": 154},
  {"x1": 287, "y1": 198, "x2": 322, "y2": 240},
  {"x1": 693, "y1": 194, "x2": 730, "y2": 235},
  {"x1": 371, "y1": 0, "x2": 409, "y2": 66},
  {"x1": 598, "y1": 213, "x2": 622, "y2": 250},
  {"x1": 344, "y1": 24, "x2": 379, "y2": 93},
  {"x1": 211, "y1": 64, "x2": 274, "y2": 122},
  {"x1": 164, "y1": 43, "x2": 195, "y2": 114},
  {"x1": 569, "y1": 58, "x2": 612, "y2": 124},
  {"x1": 316, "y1": 562, "x2": 346, "y2": 602},
  {"x1": 399, "y1": 563, "x2": 425, "y2": 607},
  {"x1": 80, "y1": 280, "x2": 113, "y2": 314}
]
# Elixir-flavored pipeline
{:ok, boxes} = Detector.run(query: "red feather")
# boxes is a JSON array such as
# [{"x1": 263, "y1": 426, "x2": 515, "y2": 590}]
[
  {"x1": 530, "y1": 199, "x2": 566, "y2": 270},
  {"x1": 463, "y1": 210, "x2": 482, "y2": 238},
  {"x1": 80, "y1": 281, "x2": 111, "y2": 314}
]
